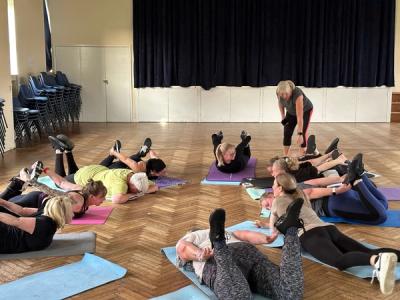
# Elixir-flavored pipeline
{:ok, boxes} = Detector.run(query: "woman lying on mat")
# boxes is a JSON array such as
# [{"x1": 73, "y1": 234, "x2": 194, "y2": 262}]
[
  {"x1": 257, "y1": 172, "x2": 399, "y2": 295},
  {"x1": 0, "y1": 164, "x2": 107, "y2": 218},
  {"x1": 176, "y1": 207, "x2": 304, "y2": 300},
  {"x1": 99, "y1": 138, "x2": 167, "y2": 180},
  {"x1": 46, "y1": 134, "x2": 157, "y2": 204},
  {"x1": 212, "y1": 130, "x2": 252, "y2": 173},
  {"x1": 262, "y1": 154, "x2": 388, "y2": 225},
  {"x1": 0, "y1": 195, "x2": 72, "y2": 253},
  {"x1": 267, "y1": 150, "x2": 348, "y2": 182}
]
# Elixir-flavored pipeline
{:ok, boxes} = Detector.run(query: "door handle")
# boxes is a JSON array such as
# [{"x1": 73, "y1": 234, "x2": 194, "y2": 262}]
[{"x1": 103, "y1": 79, "x2": 109, "y2": 84}]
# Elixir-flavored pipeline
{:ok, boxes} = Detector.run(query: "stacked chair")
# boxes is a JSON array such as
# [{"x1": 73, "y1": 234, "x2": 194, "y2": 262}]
[
  {"x1": 0, "y1": 98, "x2": 8, "y2": 156},
  {"x1": 13, "y1": 97, "x2": 41, "y2": 144},
  {"x1": 55, "y1": 71, "x2": 82, "y2": 121}
]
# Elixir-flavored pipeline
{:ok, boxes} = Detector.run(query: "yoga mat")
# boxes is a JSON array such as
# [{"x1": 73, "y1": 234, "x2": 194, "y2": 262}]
[
  {"x1": 226, "y1": 220, "x2": 284, "y2": 248},
  {"x1": 0, "y1": 232, "x2": 96, "y2": 260},
  {"x1": 320, "y1": 210, "x2": 400, "y2": 228},
  {"x1": 260, "y1": 208, "x2": 271, "y2": 218},
  {"x1": 37, "y1": 175, "x2": 66, "y2": 191},
  {"x1": 0, "y1": 253, "x2": 126, "y2": 300},
  {"x1": 71, "y1": 206, "x2": 113, "y2": 225},
  {"x1": 378, "y1": 187, "x2": 400, "y2": 201},
  {"x1": 151, "y1": 285, "x2": 209, "y2": 300},
  {"x1": 200, "y1": 179, "x2": 241, "y2": 186},
  {"x1": 301, "y1": 243, "x2": 400, "y2": 280},
  {"x1": 245, "y1": 187, "x2": 273, "y2": 200},
  {"x1": 154, "y1": 176, "x2": 188, "y2": 189},
  {"x1": 206, "y1": 158, "x2": 257, "y2": 182},
  {"x1": 241, "y1": 177, "x2": 275, "y2": 189},
  {"x1": 161, "y1": 247, "x2": 270, "y2": 300}
]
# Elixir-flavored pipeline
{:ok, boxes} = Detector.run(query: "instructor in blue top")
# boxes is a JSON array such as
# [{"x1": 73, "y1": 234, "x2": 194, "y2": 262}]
[{"x1": 277, "y1": 80, "x2": 313, "y2": 156}]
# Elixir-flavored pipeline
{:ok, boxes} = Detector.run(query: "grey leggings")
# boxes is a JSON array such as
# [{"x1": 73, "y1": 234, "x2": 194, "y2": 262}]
[{"x1": 202, "y1": 228, "x2": 303, "y2": 300}]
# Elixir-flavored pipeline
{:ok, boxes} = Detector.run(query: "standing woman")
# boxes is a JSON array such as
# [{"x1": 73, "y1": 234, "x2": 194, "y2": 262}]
[{"x1": 277, "y1": 80, "x2": 313, "y2": 156}]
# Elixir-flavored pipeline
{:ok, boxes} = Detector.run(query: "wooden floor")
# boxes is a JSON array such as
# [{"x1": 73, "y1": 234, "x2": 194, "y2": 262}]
[{"x1": 1, "y1": 122, "x2": 400, "y2": 299}]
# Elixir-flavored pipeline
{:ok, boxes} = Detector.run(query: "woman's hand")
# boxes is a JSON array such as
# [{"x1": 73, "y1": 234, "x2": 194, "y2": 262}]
[
  {"x1": 196, "y1": 247, "x2": 214, "y2": 261},
  {"x1": 336, "y1": 183, "x2": 352, "y2": 194},
  {"x1": 265, "y1": 232, "x2": 279, "y2": 244}
]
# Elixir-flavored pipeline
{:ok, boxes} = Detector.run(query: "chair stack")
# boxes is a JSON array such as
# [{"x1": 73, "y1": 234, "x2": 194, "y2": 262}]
[
  {"x1": 0, "y1": 98, "x2": 8, "y2": 156},
  {"x1": 13, "y1": 97, "x2": 41, "y2": 144},
  {"x1": 55, "y1": 71, "x2": 82, "y2": 121}
]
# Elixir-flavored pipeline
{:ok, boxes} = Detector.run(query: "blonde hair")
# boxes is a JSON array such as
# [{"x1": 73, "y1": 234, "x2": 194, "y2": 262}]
[
  {"x1": 275, "y1": 173, "x2": 310, "y2": 204},
  {"x1": 215, "y1": 143, "x2": 235, "y2": 167},
  {"x1": 276, "y1": 80, "x2": 296, "y2": 96},
  {"x1": 274, "y1": 157, "x2": 299, "y2": 172},
  {"x1": 43, "y1": 196, "x2": 73, "y2": 229}
]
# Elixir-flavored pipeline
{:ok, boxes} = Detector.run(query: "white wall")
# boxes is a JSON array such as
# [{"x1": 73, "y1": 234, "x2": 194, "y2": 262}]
[{"x1": 135, "y1": 86, "x2": 392, "y2": 123}]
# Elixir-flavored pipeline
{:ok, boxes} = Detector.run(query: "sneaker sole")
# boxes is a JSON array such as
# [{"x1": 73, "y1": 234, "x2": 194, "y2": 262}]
[{"x1": 379, "y1": 253, "x2": 397, "y2": 295}]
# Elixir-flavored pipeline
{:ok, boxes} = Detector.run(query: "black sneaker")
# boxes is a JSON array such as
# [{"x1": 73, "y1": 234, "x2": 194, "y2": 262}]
[
  {"x1": 30, "y1": 161, "x2": 44, "y2": 181},
  {"x1": 306, "y1": 135, "x2": 316, "y2": 155},
  {"x1": 331, "y1": 149, "x2": 341, "y2": 160},
  {"x1": 212, "y1": 131, "x2": 223, "y2": 145},
  {"x1": 325, "y1": 137, "x2": 339, "y2": 154},
  {"x1": 240, "y1": 130, "x2": 248, "y2": 141},
  {"x1": 113, "y1": 140, "x2": 122, "y2": 153},
  {"x1": 48, "y1": 136, "x2": 68, "y2": 151},
  {"x1": 344, "y1": 153, "x2": 364, "y2": 185},
  {"x1": 209, "y1": 208, "x2": 226, "y2": 248},
  {"x1": 139, "y1": 138, "x2": 152, "y2": 156},
  {"x1": 274, "y1": 198, "x2": 305, "y2": 235},
  {"x1": 56, "y1": 134, "x2": 75, "y2": 151}
]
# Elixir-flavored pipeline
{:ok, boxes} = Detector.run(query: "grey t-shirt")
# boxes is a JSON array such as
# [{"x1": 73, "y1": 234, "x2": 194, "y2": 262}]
[{"x1": 279, "y1": 87, "x2": 313, "y2": 116}]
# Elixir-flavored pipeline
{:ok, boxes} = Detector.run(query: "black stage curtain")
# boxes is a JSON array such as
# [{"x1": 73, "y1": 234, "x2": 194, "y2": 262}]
[
  {"x1": 134, "y1": 0, "x2": 395, "y2": 90},
  {"x1": 43, "y1": 0, "x2": 53, "y2": 71}
]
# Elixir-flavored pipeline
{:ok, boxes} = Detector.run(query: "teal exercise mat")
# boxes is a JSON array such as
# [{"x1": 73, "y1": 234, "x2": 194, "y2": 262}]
[
  {"x1": 160, "y1": 247, "x2": 270, "y2": 300},
  {"x1": 200, "y1": 179, "x2": 241, "y2": 186},
  {"x1": 37, "y1": 176, "x2": 66, "y2": 191},
  {"x1": 0, "y1": 253, "x2": 127, "y2": 300},
  {"x1": 301, "y1": 243, "x2": 400, "y2": 279},
  {"x1": 151, "y1": 285, "x2": 209, "y2": 300}
]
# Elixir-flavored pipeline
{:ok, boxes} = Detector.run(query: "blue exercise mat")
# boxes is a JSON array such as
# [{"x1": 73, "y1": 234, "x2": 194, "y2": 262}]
[
  {"x1": 320, "y1": 210, "x2": 400, "y2": 228},
  {"x1": 161, "y1": 247, "x2": 270, "y2": 300},
  {"x1": 200, "y1": 179, "x2": 241, "y2": 186},
  {"x1": 0, "y1": 253, "x2": 127, "y2": 300},
  {"x1": 37, "y1": 176, "x2": 66, "y2": 192},
  {"x1": 226, "y1": 221, "x2": 284, "y2": 247}
]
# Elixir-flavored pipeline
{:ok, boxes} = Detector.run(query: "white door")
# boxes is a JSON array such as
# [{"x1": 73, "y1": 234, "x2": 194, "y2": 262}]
[
  {"x1": 80, "y1": 47, "x2": 107, "y2": 122},
  {"x1": 105, "y1": 47, "x2": 132, "y2": 122}
]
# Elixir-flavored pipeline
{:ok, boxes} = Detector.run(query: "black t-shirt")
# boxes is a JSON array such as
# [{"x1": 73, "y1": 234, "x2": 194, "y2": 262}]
[
  {"x1": 216, "y1": 159, "x2": 246, "y2": 173},
  {"x1": 290, "y1": 162, "x2": 319, "y2": 182},
  {"x1": 0, "y1": 215, "x2": 57, "y2": 253}
]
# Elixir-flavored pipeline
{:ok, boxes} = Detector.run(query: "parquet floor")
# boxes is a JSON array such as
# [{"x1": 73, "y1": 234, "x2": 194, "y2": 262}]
[{"x1": 1, "y1": 122, "x2": 400, "y2": 299}]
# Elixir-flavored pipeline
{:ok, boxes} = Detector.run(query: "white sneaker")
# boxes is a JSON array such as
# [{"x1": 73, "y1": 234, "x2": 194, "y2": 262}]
[{"x1": 371, "y1": 252, "x2": 397, "y2": 295}]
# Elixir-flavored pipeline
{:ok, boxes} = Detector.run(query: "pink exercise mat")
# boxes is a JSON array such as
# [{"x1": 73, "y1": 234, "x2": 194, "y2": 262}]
[{"x1": 70, "y1": 206, "x2": 114, "y2": 225}]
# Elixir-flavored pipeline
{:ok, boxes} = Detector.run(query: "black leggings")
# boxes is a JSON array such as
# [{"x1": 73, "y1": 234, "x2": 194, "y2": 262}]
[
  {"x1": 55, "y1": 152, "x2": 79, "y2": 183},
  {"x1": 300, "y1": 225, "x2": 400, "y2": 270},
  {"x1": 212, "y1": 135, "x2": 251, "y2": 173},
  {"x1": 283, "y1": 109, "x2": 313, "y2": 148},
  {"x1": 99, "y1": 151, "x2": 144, "y2": 169}
]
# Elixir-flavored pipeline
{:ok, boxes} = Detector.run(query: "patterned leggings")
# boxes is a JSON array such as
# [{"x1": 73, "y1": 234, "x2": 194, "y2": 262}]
[{"x1": 202, "y1": 228, "x2": 303, "y2": 300}]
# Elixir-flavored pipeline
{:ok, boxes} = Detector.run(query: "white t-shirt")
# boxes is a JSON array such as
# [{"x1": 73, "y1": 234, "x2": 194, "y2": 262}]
[{"x1": 177, "y1": 229, "x2": 241, "y2": 279}]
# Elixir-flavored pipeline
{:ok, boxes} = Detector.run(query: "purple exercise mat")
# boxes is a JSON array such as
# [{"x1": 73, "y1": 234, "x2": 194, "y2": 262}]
[
  {"x1": 154, "y1": 176, "x2": 187, "y2": 189},
  {"x1": 206, "y1": 158, "x2": 257, "y2": 182},
  {"x1": 378, "y1": 187, "x2": 400, "y2": 200}
]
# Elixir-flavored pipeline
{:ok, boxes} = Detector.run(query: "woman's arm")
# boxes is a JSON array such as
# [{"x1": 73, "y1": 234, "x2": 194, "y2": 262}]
[
  {"x1": 111, "y1": 192, "x2": 144, "y2": 204},
  {"x1": 304, "y1": 176, "x2": 343, "y2": 187},
  {"x1": 0, "y1": 212, "x2": 36, "y2": 234},
  {"x1": 176, "y1": 240, "x2": 213, "y2": 262},
  {"x1": 295, "y1": 95, "x2": 304, "y2": 134},
  {"x1": 0, "y1": 199, "x2": 38, "y2": 217},
  {"x1": 304, "y1": 184, "x2": 352, "y2": 200},
  {"x1": 45, "y1": 169, "x2": 82, "y2": 191},
  {"x1": 278, "y1": 97, "x2": 286, "y2": 120},
  {"x1": 111, "y1": 151, "x2": 144, "y2": 173},
  {"x1": 232, "y1": 230, "x2": 278, "y2": 244}
]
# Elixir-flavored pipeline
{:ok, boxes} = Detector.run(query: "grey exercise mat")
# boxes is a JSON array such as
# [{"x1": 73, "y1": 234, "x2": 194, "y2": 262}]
[{"x1": 0, "y1": 231, "x2": 96, "y2": 260}]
